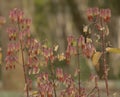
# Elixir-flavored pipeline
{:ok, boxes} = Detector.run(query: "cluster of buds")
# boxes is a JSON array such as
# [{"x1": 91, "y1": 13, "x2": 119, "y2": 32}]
[
  {"x1": 56, "y1": 68, "x2": 75, "y2": 89},
  {"x1": 9, "y1": 8, "x2": 31, "y2": 40},
  {"x1": 27, "y1": 39, "x2": 40, "y2": 59},
  {"x1": 78, "y1": 36, "x2": 95, "y2": 58},
  {"x1": 87, "y1": 7, "x2": 111, "y2": 22},
  {"x1": 56, "y1": 68, "x2": 64, "y2": 81},
  {"x1": 9, "y1": 8, "x2": 24, "y2": 23},
  {"x1": 59, "y1": 74, "x2": 86, "y2": 97},
  {"x1": 63, "y1": 73, "x2": 74, "y2": 87},
  {"x1": 82, "y1": 42, "x2": 95, "y2": 58},
  {"x1": 26, "y1": 39, "x2": 41, "y2": 75},
  {"x1": 5, "y1": 42, "x2": 19, "y2": 70},
  {"x1": 28, "y1": 63, "x2": 40, "y2": 75},
  {"x1": 19, "y1": 28, "x2": 30, "y2": 40},
  {"x1": 6, "y1": 8, "x2": 33, "y2": 70},
  {"x1": 20, "y1": 18, "x2": 31, "y2": 28},
  {"x1": 78, "y1": 35, "x2": 85, "y2": 48},
  {"x1": 7, "y1": 27, "x2": 18, "y2": 41},
  {"x1": 100, "y1": 9, "x2": 111, "y2": 22},
  {"x1": 37, "y1": 73, "x2": 53, "y2": 97},
  {"x1": 66, "y1": 36, "x2": 76, "y2": 64},
  {"x1": 7, "y1": 42, "x2": 19, "y2": 55},
  {"x1": 38, "y1": 82, "x2": 53, "y2": 97},
  {"x1": 7, "y1": 8, "x2": 32, "y2": 42},
  {"x1": 58, "y1": 72, "x2": 78, "y2": 97},
  {"x1": 5, "y1": 54, "x2": 17, "y2": 70},
  {"x1": 66, "y1": 35, "x2": 95, "y2": 61},
  {"x1": 42, "y1": 46, "x2": 55, "y2": 64},
  {"x1": 66, "y1": 36, "x2": 76, "y2": 55}
]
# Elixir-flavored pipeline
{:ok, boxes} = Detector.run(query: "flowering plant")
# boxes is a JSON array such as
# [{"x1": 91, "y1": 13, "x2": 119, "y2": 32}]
[{"x1": 5, "y1": 7, "x2": 113, "y2": 97}]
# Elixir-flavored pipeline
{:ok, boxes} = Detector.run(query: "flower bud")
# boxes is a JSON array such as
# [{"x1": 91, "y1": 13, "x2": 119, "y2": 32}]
[
  {"x1": 87, "y1": 8, "x2": 93, "y2": 21},
  {"x1": 9, "y1": 8, "x2": 24, "y2": 23}
]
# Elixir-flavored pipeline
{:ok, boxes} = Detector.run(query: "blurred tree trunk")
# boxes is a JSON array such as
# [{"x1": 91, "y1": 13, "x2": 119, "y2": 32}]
[
  {"x1": 66, "y1": 0, "x2": 86, "y2": 34},
  {"x1": 49, "y1": 0, "x2": 67, "y2": 52}
]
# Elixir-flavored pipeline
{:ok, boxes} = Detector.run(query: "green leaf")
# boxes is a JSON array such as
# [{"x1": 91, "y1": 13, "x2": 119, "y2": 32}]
[
  {"x1": 106, "y1": 47, "x2": 120, "y2": 53},
  {"x1": 72, "y1": 41, "x2": 77, "y2": 46},
  {"x1": 92, "y1": 52, "x2": 102, "y2": 66}
]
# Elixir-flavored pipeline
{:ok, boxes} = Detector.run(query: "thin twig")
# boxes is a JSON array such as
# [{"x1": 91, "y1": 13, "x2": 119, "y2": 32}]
[
  {"x1": 76, "y1": 39, "x2": 81, "y2": 96},
  {"x1": 87, "y1": 87, "x2": 96, "y2": 97},
  {"x1": 101, "y1": 19, "x2": 109, "y2": 97},
  {"x1": 95, "y1": 76, "x2": 100, "y2": 97}
]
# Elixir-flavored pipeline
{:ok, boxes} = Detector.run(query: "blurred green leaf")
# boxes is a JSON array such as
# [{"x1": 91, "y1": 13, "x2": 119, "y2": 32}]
[{"x1": 106, "y1": 47, "x2": 120, "y2": 53}]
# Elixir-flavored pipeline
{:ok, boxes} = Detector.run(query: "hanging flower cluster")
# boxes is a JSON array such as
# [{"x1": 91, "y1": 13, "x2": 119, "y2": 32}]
[
  {"x1": 42, "y1": 46, "x2": 55, "y2": 64},
  {"x1": 65, "y1": 35, "x2": 95, "y2": 63},
  {"x1": 9, "y1": 8, "x2": 24, "y2": 23},
  {"x1": 5, "y1": 8, "x2": 33, "y2": 70},
  {"x1": 87, "y1": 7, "x2": 111, "y2": 22},
  {"x1": 37, "y1": 73, "x2": 53, "y2": 97},
  {"x1": 5, "y1": 27, "x2": 19, "y2": 70}
]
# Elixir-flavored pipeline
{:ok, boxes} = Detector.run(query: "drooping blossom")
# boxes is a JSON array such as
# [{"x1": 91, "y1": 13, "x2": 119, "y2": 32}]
[
  {"x1": 56, "y1": 68, "x2": 64, "y2": 81},
  {"x1": 7, "y1": 27, "x2": 18, "y2": 41},
  {"x1": 9, "y1": 8, "x2": 24, "y2": 23},
  {"x1": 78, "y1": 35, "x2": 85, "y2": 48},
  {"x1": 100, "y1": 9, "x2": 111, "y2": 22},
  {"x1": 87, "y1": 8, "x2": 111, "y2": 22},
  {"x1": 82, "y1": 42, "x2": 95, "y2": 58},
  {"x1": 87, "y1": 8, "x2": 93, "y2": 21}
]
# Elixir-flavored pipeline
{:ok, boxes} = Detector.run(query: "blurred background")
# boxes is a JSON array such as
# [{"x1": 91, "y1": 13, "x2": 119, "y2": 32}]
[{"x1": 0, "y1": 0, "x2": 120, "y2": 97}]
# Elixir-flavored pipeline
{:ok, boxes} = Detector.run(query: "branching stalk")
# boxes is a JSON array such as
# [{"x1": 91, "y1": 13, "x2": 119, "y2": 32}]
[
  {"x1": 87, "y1": 76, "x2": 100, "y2": 97},
  {"x1": 87, "y1": 87, "x2": 96, "y2": 97}
]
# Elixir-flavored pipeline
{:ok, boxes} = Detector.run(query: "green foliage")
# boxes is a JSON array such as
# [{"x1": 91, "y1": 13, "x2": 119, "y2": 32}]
[
  {"x1": 34, "y1": 0, "x2": 49, "y2": 40},
  {"x1": 0, "y1": 92, "x2": 23, "y2": 97}
]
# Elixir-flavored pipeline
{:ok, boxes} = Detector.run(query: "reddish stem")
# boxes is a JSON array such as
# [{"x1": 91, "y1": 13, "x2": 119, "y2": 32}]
[
  {"x1": 20, "y1": 40, "x2": 29, "y2": 97},
  {"x1": 18, "y1": 23, "x2": 29, "y2": 97},
  {"x1": 95, "y1": 76, "x2": 100, "y2": 97},
  {"x1": 101, "y1": 19, "x2": 109, "y2": 97},
  {"x1": 77, "y1": 39, "x2": 81, "y2": 96}
]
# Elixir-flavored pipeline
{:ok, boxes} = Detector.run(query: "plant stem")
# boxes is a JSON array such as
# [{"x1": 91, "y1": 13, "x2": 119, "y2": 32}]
[
  {"x1": 18, "y1": 23, "x2": 29, "y2": 97},
  {"x1": 77, "y1": 39, "x2": 81, "y2": 96},
  {"x1": 20, "y1": 40, "x2": 29, "y2": 97},
  {"x1": 50, "y1": 62, "x2": 57, "y2": 97},
  {"x1": 87, "y1": 87, "x2": 96, "y2": 97},
  {"x1": 95, "y1": 76, "x2": 100, "y2": 97},
  {"x1": 87, "y1": 76, "x2": 100, "y2": 97},
  {"x1": 101, "y1": 20, "x2": 109, "y2": 97}
]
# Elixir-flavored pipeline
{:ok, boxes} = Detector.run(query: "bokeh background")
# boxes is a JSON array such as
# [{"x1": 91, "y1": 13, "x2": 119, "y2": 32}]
[{"x1": 0, "y1": 0, "x2": 120, "y2": 97}]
